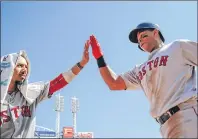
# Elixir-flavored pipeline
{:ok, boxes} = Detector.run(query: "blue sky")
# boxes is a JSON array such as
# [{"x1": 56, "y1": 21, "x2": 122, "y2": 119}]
[{"x1": 1, "y1": 1, "x2": 197, "y2": 138}]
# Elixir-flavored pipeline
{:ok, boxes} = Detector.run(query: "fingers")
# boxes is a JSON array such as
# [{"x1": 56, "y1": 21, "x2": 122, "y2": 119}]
[
  {"x1": 89, "y1": 35, "x2": 103, "y2": 59},
  {"x1": 84, "y1": 47, "x2": 89, "y2": 55},
  {"x1": 90, "y1": 35, "x2": 96, "y2": 41},
  {"x1": 90, "y1": 35, "x2": 98, "y2": 46},
  {"x1": 83, "y1": 40, "x2": 90, "y2": 58},
  {"x1": 84, "y1": 40, "x2": 90, "y2": 51}
]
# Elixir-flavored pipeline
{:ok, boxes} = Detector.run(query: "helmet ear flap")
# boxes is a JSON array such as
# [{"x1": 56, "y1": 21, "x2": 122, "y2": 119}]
[
  {"x1": 138, "y1": 45, "x2": 144, "y2": 51},
  {"x1": 159, "y1": 31, "x2": 165, "y2": 42}
]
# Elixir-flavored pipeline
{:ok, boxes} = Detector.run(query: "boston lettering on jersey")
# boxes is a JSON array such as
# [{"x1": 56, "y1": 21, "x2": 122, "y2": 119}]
[
  {"x1": 0, "y1": 105, "x2": 31, "y2": 126},
  {"x1": 137, "y1": 55, "x2": 169, "y2": 81}
]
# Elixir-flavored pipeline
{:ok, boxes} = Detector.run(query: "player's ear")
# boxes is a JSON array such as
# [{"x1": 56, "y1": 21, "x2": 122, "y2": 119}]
[{"x1": 153, "y1": 29, "x2": 159, "y2": 39}]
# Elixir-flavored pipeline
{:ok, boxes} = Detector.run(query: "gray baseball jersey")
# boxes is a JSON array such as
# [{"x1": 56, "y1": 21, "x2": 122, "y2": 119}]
[
  {"x1": 0, "y1": 82, "x2": 50, "y2": 138},
  {"x1": 1, "y1": 51, "x2": 68, "y2": 138},
  {"x1": 120, "y1": 39, "x2": 197, "y2": 118}
]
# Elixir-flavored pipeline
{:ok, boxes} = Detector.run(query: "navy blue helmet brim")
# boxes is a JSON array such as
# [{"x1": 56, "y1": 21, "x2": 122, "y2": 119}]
[{"x1": 129, "y1": 28, "x2": 139, "y2": 43}]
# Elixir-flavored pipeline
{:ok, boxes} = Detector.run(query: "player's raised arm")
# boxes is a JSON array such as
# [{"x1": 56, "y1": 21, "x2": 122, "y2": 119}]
[
  {"x1": 89, "y1": 35, "x2": 140, "y2": 90},
  {"x1": 48, "y1": 40, "x2": 90, "y2": 96}
]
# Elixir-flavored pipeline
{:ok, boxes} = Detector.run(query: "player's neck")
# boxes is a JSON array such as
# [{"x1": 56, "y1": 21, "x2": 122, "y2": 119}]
[
  {"x1": 158, "y1": 42, "x2": 164, "y2": 48},
  {"x1": 8, "y1": 80, "x2": 17, "y2": 93},
  {"x1": 151, "y1": 42, "x2": 164, "y2": 52}
]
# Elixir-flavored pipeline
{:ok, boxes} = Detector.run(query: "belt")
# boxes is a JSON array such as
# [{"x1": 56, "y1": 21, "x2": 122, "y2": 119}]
[{"x1": 155, "y1": 105, "x2": 180, "y2": 125}]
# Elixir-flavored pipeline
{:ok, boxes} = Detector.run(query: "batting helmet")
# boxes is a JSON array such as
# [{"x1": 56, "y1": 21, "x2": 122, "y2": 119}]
[{"x1": 129, "y1": 22, "x2": 165, "y2": 51}]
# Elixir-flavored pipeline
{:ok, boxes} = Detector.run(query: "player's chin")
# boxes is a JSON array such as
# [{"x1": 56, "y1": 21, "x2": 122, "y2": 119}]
[
  {"x1": 141, "y1": 45, "x2": 152, "y2": 52},
  {"x1": 17, "y1": 76, "x2": 26, "y2": 82}
]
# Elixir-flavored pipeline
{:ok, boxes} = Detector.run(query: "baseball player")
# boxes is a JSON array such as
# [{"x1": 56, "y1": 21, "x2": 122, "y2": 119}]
[
  {"x1": 0, "y1": 40, "x2": 90, "y2": 138},
  {"x1": 89, "y1": 22, "x2": 197, "y2": 138}
]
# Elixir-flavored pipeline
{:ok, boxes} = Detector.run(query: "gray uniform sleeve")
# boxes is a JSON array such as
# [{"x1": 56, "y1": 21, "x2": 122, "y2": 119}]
[
  {"x1": 35, "y1": 81, "x2": 51, "y2": 103},
  {"x1": 26, "y1": 81, "x2": 50, "y2": 104},
  {"x1": 120, "y1": 66, "x2": 141, "y2": 90},
  {"x1": 180, "y1": 39, "x2": 197, "y2": 66}
]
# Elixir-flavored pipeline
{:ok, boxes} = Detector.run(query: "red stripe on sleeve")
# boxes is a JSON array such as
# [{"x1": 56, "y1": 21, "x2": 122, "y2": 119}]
[{"x1": 48, "y1": 74, "x2": 68, "y2": 96}]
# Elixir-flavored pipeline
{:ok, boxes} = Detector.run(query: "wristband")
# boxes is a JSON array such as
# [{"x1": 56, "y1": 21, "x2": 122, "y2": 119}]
[
  {"x1": 77, "y1": 62, "x2": 83, "y2": 69},
  {"x1": 97, "y1": 56, "x2": 106, "y2": 68}
]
